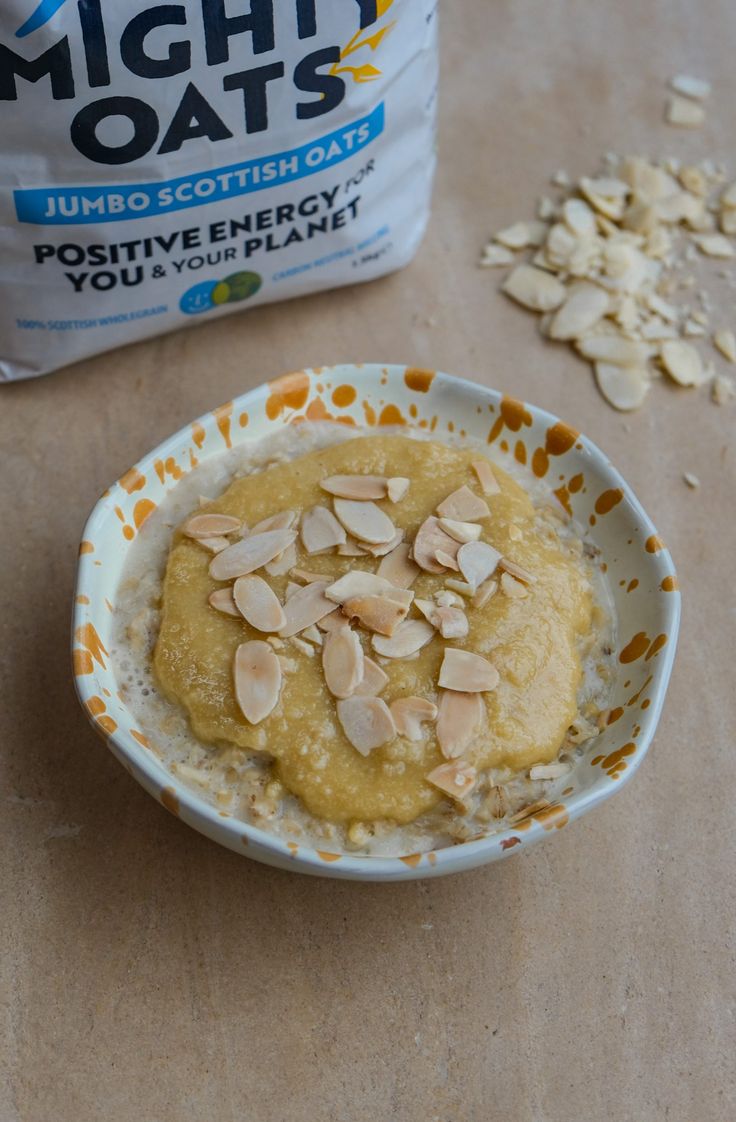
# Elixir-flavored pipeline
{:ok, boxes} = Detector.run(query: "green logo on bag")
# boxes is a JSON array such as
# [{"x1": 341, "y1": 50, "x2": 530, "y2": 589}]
[{"x1": 180, "y1": 272, "x2": 262, "y2": 316}]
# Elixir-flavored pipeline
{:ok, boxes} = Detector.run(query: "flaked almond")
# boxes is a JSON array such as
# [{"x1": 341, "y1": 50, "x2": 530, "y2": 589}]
[
  {"x1": 320, "y1": 474, "x2": 387, "y2": 500},
  {"x1": 325, "y1": 571, "x2": 396, "y2": 604},
  {"x1": 301, "y1": 624, "x2": 323, "y2": 645},
  {"x1": 562, "y1": 198, "x2": 597, "y2": 236},
  {"x1": 595, "y1": 363, "x2": 651, "y2": 411},
  {"x1": 548, "y1": 282, "x2": 610, "y2": 341},
  {"x1": 439, "y1": 648, "x2": 499, "y2": 692},
  {"x1": 362, "y1": 529, "x2": 405, "y2": 557},
  {"x1": 209, "y1": 529, "x2": 297, "y2": 580},
  {"x1": 316, "y1": 609, "x2": 349, "y2": 633},
  {"x1": 386, "y1": 477, "x2": 410, "y2": 503},
  {"x1": 208, "y1": 587, "x2": 240, "y2": 617},
  {"x1": 333, "y1": 498, "x2": 396, "y2": 545},
  {"x1": 472, "y1": 460, "x2": 500, "y2": 495},
  {"x1": 445, "y1": 578, "x2": 474, "y2": 597},
  {"x1": 666, "y1": 95, "x2": 705, "y2": 128},
  {"x1": 693, "y1": 233, "x2": 734, "y2": 258},
  {"x1": 500, "y1": 572, "x2": 528, "y2": 599},
  {"x1": 427, "y1": 759, "x2": 477, "y2": 800},
  {"x1": 233, "y1": 575, "x2": 287, "y2": 633},
  {"x1": 290, "y1": 567, "x2": 329, "y2": 583},
  {"x1": 377, "y1": 541, "x2": 420, "y2": 588},
  {"x1": 391, "y1": 697, "x2": 438, "y2": 741},
  {"x1": 435, "y1": 606, "x2": 469, "y2": 639},
  {"x1": 233, "y1": 640, "x2": 282, "y2": 724},
  {"x1": 291, "y1": 637, "x2": 315, "y2": 657},
  {"x1": 372, "y1": 619, "x2": 434, "y2": 659},
  {"x1": 472, "y1": 579, "x2": 498, "y2": 608},
  {"x1": 436, "y1": 690, "x2": 485, "y2": 759},
  {"x1": 576, "y1": 334, "x2": 654, "y2": 366},
  {"x1": 435, "y1": 548, "x2": 460, "y2": 571},
  {"x1": 250, "y1": 510, "x2": 296, "y2": 534},
  {"x1": 457, "y1": 541, "x2": 502, "y2": 592},
  {"x1": 438, "y1": 518, "x2": 482, "y2": 543},
  {"x1": 336, "y1": 696, "x2": 396, "y2": 755},
  {"x1": 579, "y1": 176, "x2": 630, "y2": 219},
  {"x1": 353, "y1": 656, "x2": 389, "y2": 697},
  {"x1": 412, "y1": 516, "x2": 461, "y2": 574},
  {"x1": 660, "y1": 339, "x2": 707, "y2": 386},
  {"x1": 714, "y1": 329, "x2": 736, "y2": 363},
  {"x1": 337, "y1": 537, "x2": 369, "y2": 556},
  {"x1": 499, "y1": 557, "x2": 536, "y2": 584},
  {"x1": 184, "y1": 513, "x2": 242, "y2": 539},
  {"x1": 480, "y1": 242, "x2": 515, "y2": 267},
  {"x1": 264, "y1": 542, "x2": 297, "y2": 577},
  {"x1": 670, "y1": 73, "x2": 711, "y2": 101},
  {"x1": 503, "y1": 264, "x2": 567, "y2": 311},
  {"x1": 300, "y1": 505, "x2": 346, "y2": 554},
  {"x1": 436, "y1": 485, "x2": 490, "y2": 521},
  {"x1": 508, "y1": 524, "x2": 522, "y2": 542},
  {"x1": 322, "y1": 626, "x2": 364, "y2": 698},
  {"x1": 529, "y1": 762, "x2": 570, "y2": 780},
  {"x1": 197, "y1": 535, "x2": 231, "y2": 554},
  {"x1": 342, "y1": 590, "x2": 413, "y2": 636},
  {"x1": 279, "y1": 581, "x2": 335, "y2": 637}
]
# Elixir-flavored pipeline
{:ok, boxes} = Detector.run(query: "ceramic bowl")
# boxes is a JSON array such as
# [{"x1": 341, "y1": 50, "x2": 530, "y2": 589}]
[{"x1": 72, "y1": 364, "x2": 680, "y2": 880}]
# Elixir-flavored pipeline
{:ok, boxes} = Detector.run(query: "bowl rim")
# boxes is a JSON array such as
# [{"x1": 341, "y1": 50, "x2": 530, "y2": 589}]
[{"x1": 72, "y1": 364, "x2": 680, "y2": 879}]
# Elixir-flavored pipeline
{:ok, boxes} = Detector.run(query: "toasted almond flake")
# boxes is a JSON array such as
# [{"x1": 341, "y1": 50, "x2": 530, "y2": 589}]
[
  {"x1": 508, "y1": 524, "x2": 523, "y2": 542},
  {"x1": 362, "y1": 528, "x2": 405, "y2": 557},
  {"x1": 670, "y1": 74, "x2": 711, "y2": 101},
  {"x1": 412, "y1": 516, "x2": 461, "y2": 573},
  {"x1": 538, "y1": 195, "x2": 555, "y2": 219},
  {"x1": 320, "y1": 474, "x2": 387, "y2": 500},
  {"x1": 714, "y1": 329, "x2": 736, "y2": 362},
  {"x1": 386, "y1": 477, "x2": 410, "y2": 503},
  {"x1": 278, "y1": 581, "x2": 335, "y2": 637},
  {"x1": 529, "y1": 762, "x2": 571, "y2": 780},
  {"x1": 683, "y1": 472, "x2": 700, "y2": 489},
  {"x1": 391, "y1": 697, "x2": 438, "y2": 741},
  {"x1": 427, "y1": 759, "x2": 477, "y2": 799},
  {"x1": 353, "y1": 656, "x2": 389, "y2": 697},
  {"x1": 285, "y1": 581, "x2": 301, "y2": 599},
  {"x1": 434, "y1": 548, "x2": 459, "y2": 571},
  {"x1": 508, "y1": 798, "x2": 551, "y2": 824},
  {"x1": 342, "y1": 591, "x2": 413, "y2": 636},
  {"x1": 494, "y1": 221, "x2": 538, "y2": 249},
  {"x1": 679, "y1": 165, "x2": 708, "y2": 196},
  {"x1": 595, "y1": 362, "x2": 651, "y2": 411},
  {"x1": 291, "y1": 567, "x2": 329, "y2": 583},
  {"x1": 232, "y1": 575, "x2": 287, "y2": 633},
  {"x1": 666, "y1": 95, "x2": 706, "y2": 128},
  {"x1": 548, "y1": 282, "x2": 610, "y2": 340},
  {"x1": 436, "y1": 690, "x2": 485, "y2": 759},
  {"x1": 445, "y1": 579, "x2": 474, "y2": 597},
  {"x1": 325, "y1": 571, "x2": 396, "y2": 604},
  {"x1": 562, "y1": 198, "x2": 597, "y2": 237},
  {"x1": 693, "y1": 233, "x2": 734, "y2": 258},
  {"x1": 712, "y1": 373, "x2": 736, "y2": 404},
  {"x1": 436, "y1": 485, "x2": 490, "y2": 521},
  {"x1": 472, "y1": 579, "x2": 498, "y2": 608},
  {"x1": 502, "y1": 264, "x2": 567, "y2": 311},
  {"x1": 471, "y1": 459, "x2": 500, "y2": 495},
  {"x1": 579, "y1": 176, "x2": 630, "y2": 219},
  {"x1": 233, "y1": 640, "x2": 282, "y2": 724},
  {"x1": 457, "y1": 541, "x2": 502, "y2": 592},
  {"x1": 439, "y1": 649, "x2": 499, "y2": 692},
  {"x1": 336, "y1": 696, "x2": 396, "y2": 755},
  {"x1": 721, "y1": 180, "x2": 736, "y2": 208},
  {"x1": 438, "y1": 517, "x2": 482, "y2": 544},
  {"x1": 499, "y1": 557, "x2": 536, "y2": 584},
  {"x1": 377, "y1": 541, "x2": 420, "y2": 588},
  {"x1": 371, "y1": 619, "x2": 434, "y2": 659},
  {"x1": 197, "y1": 535, "x2": 231, "y2": 554},
  {"x1": 322, "y1": 626, "x2": 364, "y2": 698},
  {"x1": 435, "y1": 606, "x2": 469, "y2": 639},
  {"x1": 435, "y1": 589, "x2": 462, "y2": 608},
  {"x1": 480, "y1": 243, "x2": 515, "y2": 268},
  {"x1": 209, "y1": 529, "x2": 297, "y2": 580},
  {"x1": 333, "y1": 498, "x2": 396, "y2": 545},
  {"x1": 500, "y1": 571, "x2": 528, "y2": 598},
  {"x1": 576, "y1": 334, "x2": 653, "y2": 366},
  {"x1": 184, "y1": 513, "x2": 242, "y2": 539},
  {"x1": 301, "y1": 624, "x2": 323, "y2": 645},
  {"x1": 414, "y1": 598, "x2": 438, "y2": 623},
  {"x1": 316, "y1": 609, "x2": 349, "y2": 632},
  {"x1": 291, "y1": 637, "x2": 315, "y2": 656},
  {"x1": 660, "y1": 339, "x2": 707, "y2": 386},
  {"x1": 250, "y1": 510, "x2": 296, "y2": 535},
  {"x1": 337, "y1": 537, "x2": 369, "y2": 556},
  {"x1": 300, "y1": 505, "x2": 346, "y2": 554},
  {"x1": 208, "y1": 587, "x2": 240, "y2": 617},
  {"x1": 264, "y1": 542, "x2": 297, "y2": 577}
]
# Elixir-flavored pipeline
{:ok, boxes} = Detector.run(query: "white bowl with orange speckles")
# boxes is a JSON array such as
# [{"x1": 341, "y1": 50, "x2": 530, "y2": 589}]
[{"x1": 72, "y1": 364, "x2": 680, "y2": 880}]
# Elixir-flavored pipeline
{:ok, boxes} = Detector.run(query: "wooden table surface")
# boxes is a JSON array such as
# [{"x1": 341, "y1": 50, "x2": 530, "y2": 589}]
[{"x1": 2, "y1": 2, "x2": 734, "y2": 1119}]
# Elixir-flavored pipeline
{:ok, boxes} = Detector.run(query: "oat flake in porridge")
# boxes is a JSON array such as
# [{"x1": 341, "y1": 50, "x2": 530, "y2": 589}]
[{"x1": 113, "y1": 425, "x2": 615, "y2": 857}]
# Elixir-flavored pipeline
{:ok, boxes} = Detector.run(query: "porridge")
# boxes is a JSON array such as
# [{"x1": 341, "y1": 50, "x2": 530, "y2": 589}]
[{"x1": 113, "y1": 425, "x2": 615, "y2": 856}]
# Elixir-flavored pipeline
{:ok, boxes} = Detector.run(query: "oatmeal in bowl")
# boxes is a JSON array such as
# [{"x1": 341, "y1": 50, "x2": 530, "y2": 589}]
[{"x1": 73, "y1": 366, "x2": 679, "y2": 879}]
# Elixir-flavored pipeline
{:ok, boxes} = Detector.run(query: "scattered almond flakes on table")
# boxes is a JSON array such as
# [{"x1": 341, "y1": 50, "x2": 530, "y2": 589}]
[{"x1": 480, "y1": 149, "x2": 736, "y2": 411}]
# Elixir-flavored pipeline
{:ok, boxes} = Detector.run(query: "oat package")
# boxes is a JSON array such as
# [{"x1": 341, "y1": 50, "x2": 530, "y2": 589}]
[{"x1": 0, "y1": 0, "x2": 438, "y2": 379}]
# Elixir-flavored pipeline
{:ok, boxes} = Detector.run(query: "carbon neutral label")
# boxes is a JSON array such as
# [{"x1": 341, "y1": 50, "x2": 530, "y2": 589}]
[{"x1": 0, "y1": 0, "x2": 438, "y2": 379}]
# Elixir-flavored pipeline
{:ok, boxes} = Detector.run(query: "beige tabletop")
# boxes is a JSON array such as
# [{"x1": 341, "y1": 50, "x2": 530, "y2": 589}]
[{"x1": 2, "y1": 3, "x2": 735, "y2": 1120}]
